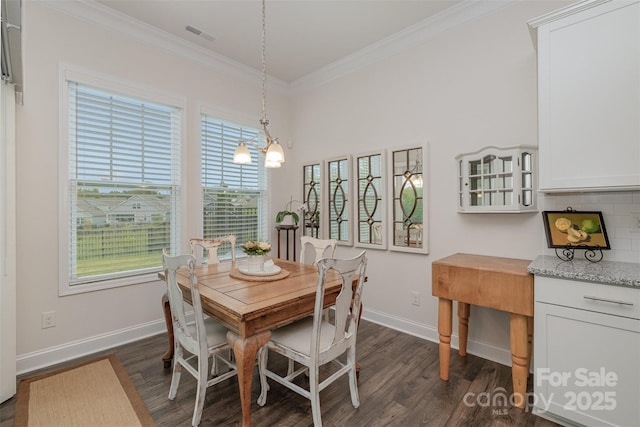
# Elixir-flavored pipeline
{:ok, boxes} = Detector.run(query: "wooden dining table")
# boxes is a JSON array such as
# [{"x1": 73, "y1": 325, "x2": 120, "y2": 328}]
[{"x1": 159, "y1": 258, "x2": 345, "y2": 427}]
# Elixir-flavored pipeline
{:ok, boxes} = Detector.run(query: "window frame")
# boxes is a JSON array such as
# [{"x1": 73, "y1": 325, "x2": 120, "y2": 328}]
[{"x1": 58, "y1": 65, "x2": 187, "y2": 296}]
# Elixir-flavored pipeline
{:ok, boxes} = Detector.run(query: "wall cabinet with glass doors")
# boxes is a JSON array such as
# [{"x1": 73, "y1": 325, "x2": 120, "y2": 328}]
[{"x1": 456, "y1": 146, "x2": 537, "y2": 213}]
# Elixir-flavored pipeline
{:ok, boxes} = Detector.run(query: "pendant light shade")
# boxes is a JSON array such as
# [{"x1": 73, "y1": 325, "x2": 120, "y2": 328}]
[
  {"x1": 264, "y1": 158, "x2": 282, "y2": 168},
  {"x1": 233, "y1": 141, "x2": 252, "y2": 164},
  {"x1": 265, "y1": 140, "x2": 284, "y2": 163}
]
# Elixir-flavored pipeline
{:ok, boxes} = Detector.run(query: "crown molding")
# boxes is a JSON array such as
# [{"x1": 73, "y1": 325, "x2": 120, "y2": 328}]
[
  {"x1": 40, "y1": 0, "x2": 290, "y2": 94},
  {"x1": 289, "y1": 0, "x2": 522, "y2": 94},
  {"x1": 41, "y1": 0, "x2": 520, "y2": 97},
  {"x1": 527, "y1": 0, "x2": 611, "y2": 44}
]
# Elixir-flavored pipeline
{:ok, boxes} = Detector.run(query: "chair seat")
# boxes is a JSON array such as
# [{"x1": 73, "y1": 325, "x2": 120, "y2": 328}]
[
  {"x1": 184, "y1": 318, "x2": 229, "y2": 347},
  {"x1": 270, "y1": 318, "x2": 335, "y2": 356}
]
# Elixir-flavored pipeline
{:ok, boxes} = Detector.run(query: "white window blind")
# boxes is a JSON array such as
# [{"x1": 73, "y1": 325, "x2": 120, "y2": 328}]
[
  {"x1": 67, "y1": 81, "x2": 181, "y2": 285},
  {"x1": 201, "y1": 115, "x2": 268, "y2": 258}
]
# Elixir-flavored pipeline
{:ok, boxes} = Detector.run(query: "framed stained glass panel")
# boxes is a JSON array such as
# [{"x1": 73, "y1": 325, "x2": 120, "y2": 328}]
[
  {"x1": 354, "y1": 150, "x2": 386, "y2": 249},
  {"x1": 326, "y1": 155, "x2": 353, "y2": 246},
  {"x1": 389, "y1": 145, "x2": 428, "y2": 254},
  {"x1": 302, "y1": 162, "x2": 322, "y2": 238}
]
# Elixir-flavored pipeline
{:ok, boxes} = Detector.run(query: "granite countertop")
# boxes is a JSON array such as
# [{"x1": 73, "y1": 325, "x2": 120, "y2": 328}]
[{"x1": 527, "y1": 255, "x2": 640, "y2": 288}]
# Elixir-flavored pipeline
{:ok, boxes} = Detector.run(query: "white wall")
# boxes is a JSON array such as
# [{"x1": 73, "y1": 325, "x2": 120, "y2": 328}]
[
  {"x1": 15, "y1": 0, "x2": 640, "y2": 373},
  {"x1": 15, "y1": 2, "x2": 290, "y2": 372},
  {"x1": 280, "y1": 0, "x2": 582, "y2": 363}
]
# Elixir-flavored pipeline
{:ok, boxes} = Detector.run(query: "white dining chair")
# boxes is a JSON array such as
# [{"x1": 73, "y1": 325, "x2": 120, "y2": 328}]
[
  {"x1": 162, "y1": 250, "x2": 237, "y2": 426},
  {"x1": 257, "y1": 251, "x2": 367, "y2": 427},
  {"x1": 189, "y1": 235, "x2": 236, "y2": 265},
  {"x1": 288, "y1": 236, "x2": 338, "y2": 375},
  {"x1": 299, "y1": 236, "x2": 337, "y2": 265}
]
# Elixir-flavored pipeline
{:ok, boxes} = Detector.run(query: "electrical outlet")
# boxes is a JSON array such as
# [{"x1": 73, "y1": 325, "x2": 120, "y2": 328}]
[
  {"x1": 411, "y1": 291, "x2": 421, "y2": 306},
  {"x1": 42, "y1": 311, "x2": 56, "y2": 329}
]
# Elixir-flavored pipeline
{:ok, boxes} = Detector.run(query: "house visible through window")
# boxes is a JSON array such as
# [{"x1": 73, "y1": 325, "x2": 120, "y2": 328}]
[
  {"x1": 200, "y1": 114, "x2": 268, "y2": 260},
  {"x1": 64, "y1": 79, "x2": 181, "y2": 292}
]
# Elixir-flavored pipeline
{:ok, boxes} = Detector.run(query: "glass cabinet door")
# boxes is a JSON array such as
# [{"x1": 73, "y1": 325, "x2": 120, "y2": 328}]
[{"x1": 457, "y1": 146, "x2": 537, "y2": 213}]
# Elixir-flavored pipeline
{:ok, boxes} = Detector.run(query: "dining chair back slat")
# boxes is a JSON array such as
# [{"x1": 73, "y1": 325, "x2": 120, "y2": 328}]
[
  {"x1": 189, "y1": 235, "x2": 236, "y2": 265},
  {"x1": 300, "y1": 236, "x2": 337, "y2": 265}
]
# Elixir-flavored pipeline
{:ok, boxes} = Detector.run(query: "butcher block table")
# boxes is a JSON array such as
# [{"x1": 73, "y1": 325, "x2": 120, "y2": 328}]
[{"x1": 432, "y1": 253, "x2": 534, "y2": 408}]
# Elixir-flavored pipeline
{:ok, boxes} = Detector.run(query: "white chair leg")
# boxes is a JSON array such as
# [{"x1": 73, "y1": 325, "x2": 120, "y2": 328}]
[
  {"x1": 347, "y1": 347, "x2": 360, "y2": 408},
  {"x1": 192, "y1": 356, "x2": 209, "y2": 426},
  {"x1": 309, "y1": 366, "x2": 323, "y2": 427},
  {"x1": 287, "y1": 359, "x2": 295, "y2": 376},
  {"x1": 168, "y1": 346, "x2": 183, "y2": 400},
  {"x1": 257, "y1": 347, "x2": 269, "y2": 406}
]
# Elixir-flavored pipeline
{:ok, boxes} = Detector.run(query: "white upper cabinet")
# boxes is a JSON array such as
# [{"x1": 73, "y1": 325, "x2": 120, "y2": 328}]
[
  {"x1": 529, "y1": 0, "x2": 640, "y2": 192},
  {"x1": 456, "y1": 145, "x2": 537, "y2": 213}
]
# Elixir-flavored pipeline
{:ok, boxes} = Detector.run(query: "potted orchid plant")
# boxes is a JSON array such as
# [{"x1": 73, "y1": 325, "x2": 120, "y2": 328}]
[{"x1": 275, "y1": 197, "x2": 307, "y2": 227}]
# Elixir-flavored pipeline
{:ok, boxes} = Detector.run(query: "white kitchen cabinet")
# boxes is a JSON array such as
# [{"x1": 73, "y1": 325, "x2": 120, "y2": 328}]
[
  {"x1": 534, "y1": 276, "x2": 640, "y2": 427},
  {"x1": 456, "y1": 145, "x2": 537, "y2": 213},
  {"x1": 529, "y1": 0, "x2": 640, "y2": 192}
]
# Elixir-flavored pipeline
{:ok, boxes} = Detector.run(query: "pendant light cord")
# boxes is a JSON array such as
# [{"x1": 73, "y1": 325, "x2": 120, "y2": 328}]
[{"x1": 261, "y1": 0, "x2": 267, "y2": 125}]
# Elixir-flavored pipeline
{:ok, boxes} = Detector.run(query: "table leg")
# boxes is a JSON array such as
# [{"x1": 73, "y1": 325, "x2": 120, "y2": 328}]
[
  {"x1": 510, "y1": 313, "x2": 529, "y2": 409},
  {"x1": 227, "y1": 330, "x2": 271, "y2": 427},
  {"x1": 438, "y1": 298, "x2": 453, "y2": 381},
  {"x1": 457, "y1": 302, "x2": 470, "y2": 357},
  {"x1": 161, "y1": 293, "x2": 174, "y2": 368}
]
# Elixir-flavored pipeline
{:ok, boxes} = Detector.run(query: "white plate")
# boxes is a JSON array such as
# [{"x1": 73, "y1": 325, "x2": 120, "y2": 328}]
[{"x1": 239, "y1": 265, "x2": 282, "y2": 277}]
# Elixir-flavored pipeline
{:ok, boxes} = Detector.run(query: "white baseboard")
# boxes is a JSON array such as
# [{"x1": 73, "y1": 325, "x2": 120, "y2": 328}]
[
  {"x1": 17, "y1": 308, "x2": 514, "y2": 375},
  {"x1": 16, "y1": 319, "x2": 168, "y2": 375},
  {"x1": 361, "y1": 306, "x2": 513, "y2": 368}
]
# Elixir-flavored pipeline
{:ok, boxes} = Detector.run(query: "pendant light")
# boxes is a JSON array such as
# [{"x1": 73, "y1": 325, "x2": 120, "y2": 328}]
[{"x1": 233, "y1": 0, "x2": 284, "y2": 168}]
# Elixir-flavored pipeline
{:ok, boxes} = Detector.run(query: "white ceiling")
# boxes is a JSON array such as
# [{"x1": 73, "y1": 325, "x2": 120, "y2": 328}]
[{"x1": 94, "y1": 0, "x2": 466, "y2": 83}]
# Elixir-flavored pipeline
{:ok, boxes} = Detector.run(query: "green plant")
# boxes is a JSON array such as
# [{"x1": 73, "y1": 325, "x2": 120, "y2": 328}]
[
  {"x1": 275, "y1": 197, "x2": 305, "y2": 225},
  {"x1": 275, "y1": 210, "x2": 299, "y2": 225}
]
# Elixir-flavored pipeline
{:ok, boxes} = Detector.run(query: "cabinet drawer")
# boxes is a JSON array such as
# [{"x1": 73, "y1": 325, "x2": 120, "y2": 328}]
[{"x1": 535, "y1": 276, "x2": 640, "y2": 320}]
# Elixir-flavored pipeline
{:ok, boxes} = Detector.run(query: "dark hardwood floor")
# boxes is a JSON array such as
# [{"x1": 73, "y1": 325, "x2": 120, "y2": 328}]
[{"x1": 1, "y1": 320, "x2": 559, "y2": 426}]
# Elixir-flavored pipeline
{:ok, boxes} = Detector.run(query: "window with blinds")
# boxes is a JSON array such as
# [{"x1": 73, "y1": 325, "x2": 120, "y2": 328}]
[
  {"x1": 201, "y1": 115, "x2": 268, "y2": 258},
  {"x1": 65, "y1": 81, "x2": 181, "y2": 288}
]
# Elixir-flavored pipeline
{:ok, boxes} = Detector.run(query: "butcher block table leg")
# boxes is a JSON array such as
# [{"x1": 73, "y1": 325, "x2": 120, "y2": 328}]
[
  {"x1": 458, "y1": 302, "x2": 470, "y2": 356},
  {"x1": 438, "y1": 298, "x2": 453, "y2": 380},
  {"x1": 510, "y1": 313, "x2": 531, "y2": 409}
]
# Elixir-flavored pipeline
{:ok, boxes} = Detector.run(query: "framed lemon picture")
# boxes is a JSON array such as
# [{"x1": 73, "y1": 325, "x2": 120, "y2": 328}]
[{"x1": 542, "y1": 211, "x2": 610, "y2": 249}]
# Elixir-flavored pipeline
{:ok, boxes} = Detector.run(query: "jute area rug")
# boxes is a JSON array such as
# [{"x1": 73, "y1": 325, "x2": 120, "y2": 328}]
[{"x1": 14, "y1": 354, "x2": 155, "y2": 427}]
